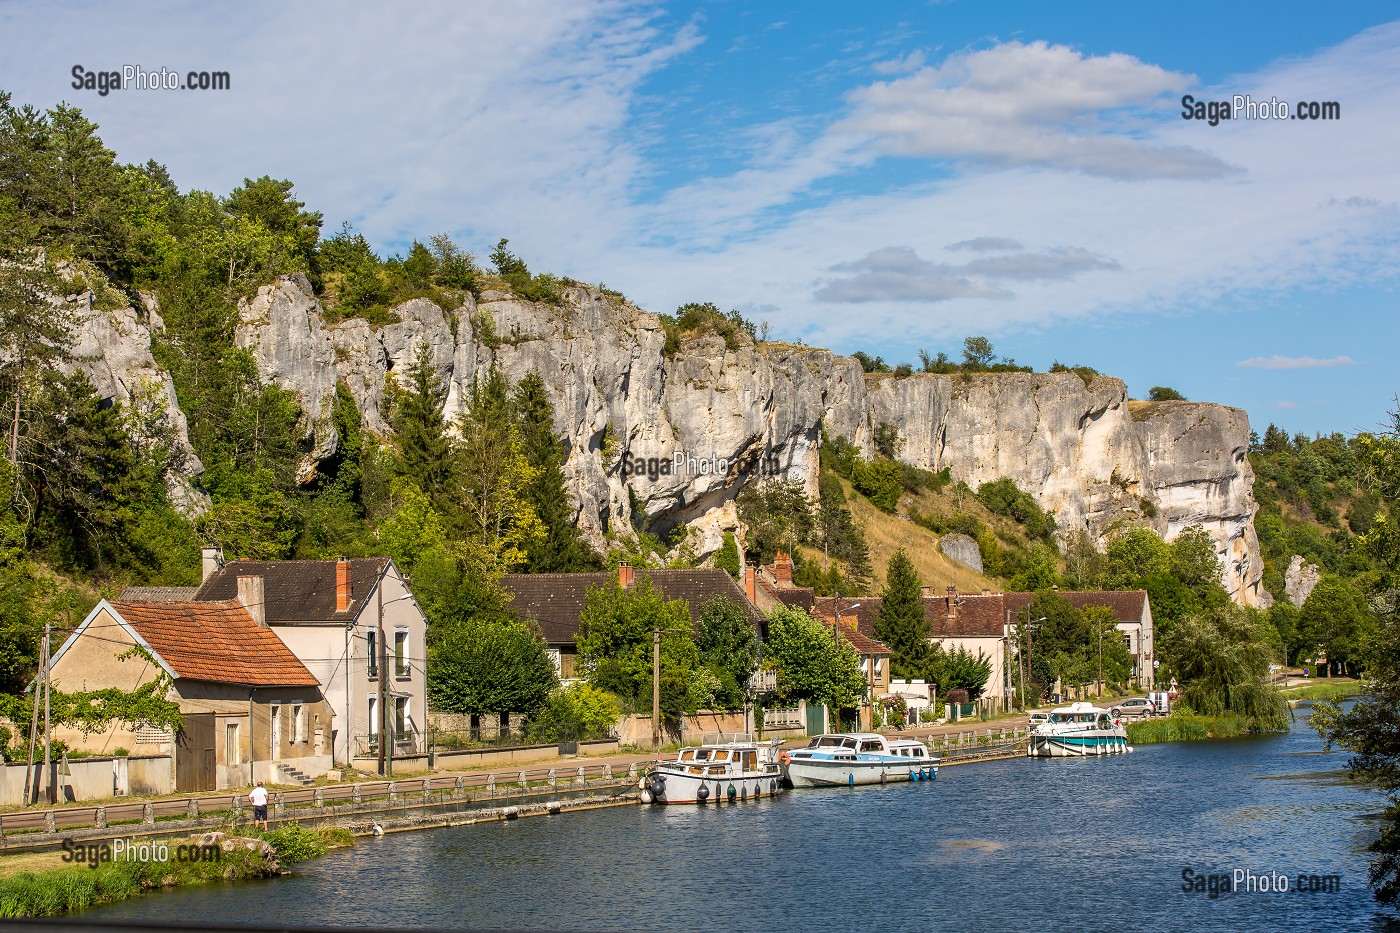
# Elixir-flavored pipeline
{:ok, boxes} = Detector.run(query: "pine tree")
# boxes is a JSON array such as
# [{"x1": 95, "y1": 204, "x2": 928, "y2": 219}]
[
  {"x1": 512, "y1": 372, "x2": 599, "y2": 572},
  {"x1": 390, "y1": 341, "x2": 452, "y2": 498},
  {"x1": 873, "y1": 548, "x2": 931, "y2": 678}
]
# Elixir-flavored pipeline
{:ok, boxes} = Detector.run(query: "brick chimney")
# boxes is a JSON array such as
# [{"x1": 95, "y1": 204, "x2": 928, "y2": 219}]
[
  {"x1": 618, "y1": 562, "x2": 635, "y2": 590},
  {"x1": 237, "y1": 575, "x2": 265, "y2": 628},
  {"x1": 744, "y1": 566, "x2": 757, "y2": 605},
  {"x1": 201, "y1": 546, "x2": 224, "y2": 583},
  {"x1": 946, "y1": 585, "x2": 958, "y2": 621},
  {"x1": 335, "y1": 558, "x2": 352, "y2": 612},
  {"x1": 920, "y1": 584, "x2": 932, "y2": 598},
  {"x1": 773, "y1": 551, "x2": 793, "y2": 586}
]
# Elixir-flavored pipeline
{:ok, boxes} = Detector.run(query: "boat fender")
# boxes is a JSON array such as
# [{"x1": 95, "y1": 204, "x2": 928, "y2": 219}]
[
  {"x1": 847, "y1": 773, "x2": 855, "y2": 787},
  {"x1": 727, "y1": 784, "x2": 737, "y2": 802},
  {"x1": 696, "y1": 783, "x2": 709, "y2": 802},
  {"x1": 769, "y1": 779, "x2": 777, "y2": 793},
  {"x1": 740, "y1": 785, "x2": 747, "y2": 801},
  {"x1": 640, "y1": 788, "x2": 654, "y2": 804},
  {"x1": 910, "y1": 770, "x2": 918, "y2": 782}
]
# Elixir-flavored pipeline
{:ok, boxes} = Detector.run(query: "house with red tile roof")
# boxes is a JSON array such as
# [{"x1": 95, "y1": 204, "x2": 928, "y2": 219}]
[
  {"x1": 46, "y1": 598, "x2": 330, "y2": 791},
  {"x1": 192, "y1": 551, "x2": 428, "y2": 769}
]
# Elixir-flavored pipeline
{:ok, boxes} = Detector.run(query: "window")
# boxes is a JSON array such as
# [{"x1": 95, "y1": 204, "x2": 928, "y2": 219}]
[
  {"x1": 366, "y1": 630, "x2": 378, "y2": 677},
  {"x1": 394, "y1": 628, "x2": 409, "y2": 677},
  {"x1": 368, "y1": 697, "x2": 378, "y2": 736},
  {"x1": 270, "y1": 705, "x2": 282, "y2": 760},
  {"x1": 226, "y1": 723, "x2": 240, "y2": 766},
  {"x1": 394, "y1": 697, "x2": 408, "y2": 736},
  {"x1": 292, "y1": 705, "x2": 304, "y2": 744}
]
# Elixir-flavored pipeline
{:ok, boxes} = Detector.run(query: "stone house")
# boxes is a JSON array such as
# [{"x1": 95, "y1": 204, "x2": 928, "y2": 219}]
[
  {"x1": 45, "y1": 598, "x2": 329, "y2": 791},
  {"x1": 193, "y1": 552, "x2": 429, "y2": 768}
]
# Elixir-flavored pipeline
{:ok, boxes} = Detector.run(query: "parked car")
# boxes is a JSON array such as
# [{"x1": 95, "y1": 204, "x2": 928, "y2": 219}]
[
  {"x1": 1027, "y1": 712, "x2": 1049, "y2": 727},
  {"x1": 1111, "y1": 697, "x2": 1156, "y2": 719}
]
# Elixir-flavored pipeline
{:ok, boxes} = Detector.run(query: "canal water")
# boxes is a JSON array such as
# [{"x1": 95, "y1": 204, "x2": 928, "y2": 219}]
[{"x1": 92, "y1": 705, "x2": 1400, "y2": 932}]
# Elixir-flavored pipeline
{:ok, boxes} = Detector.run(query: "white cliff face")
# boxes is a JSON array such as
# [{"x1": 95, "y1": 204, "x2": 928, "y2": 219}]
[
  {"x1": 63, "y1": 297, "x2": 207, "y2": 515},
  {"x1": 197, "y1": 276, "x2": 1266, "y2": 605}
]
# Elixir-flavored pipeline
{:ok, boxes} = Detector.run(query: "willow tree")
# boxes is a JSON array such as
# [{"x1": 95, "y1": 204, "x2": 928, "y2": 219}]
[{"x1": 1161, "y1": 605, "x2": 1287, "y2": 731}]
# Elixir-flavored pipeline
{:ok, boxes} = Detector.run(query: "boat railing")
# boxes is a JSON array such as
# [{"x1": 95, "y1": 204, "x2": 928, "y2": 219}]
[{"x1": 698, "y1": 732, "x2": 755, "y2": 745}]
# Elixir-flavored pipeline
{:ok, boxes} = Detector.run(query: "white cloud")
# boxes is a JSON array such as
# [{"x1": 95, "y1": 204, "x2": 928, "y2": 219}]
[
  {"x1": 837, "y1": 40, "x2": 1232, "y2": 179},
  {"x1": 1237, "y1": 355, "x2": 1360, "y2": 370},
  {"x1": 814, "y1": 244, "x2": 1117, "y2": 303},
  {"x1": 872, "y1": 49, "x2": 925, "y2": 75},
  {"x1": 946, "y1": 236, "x2": 1023, "y2": 252}
]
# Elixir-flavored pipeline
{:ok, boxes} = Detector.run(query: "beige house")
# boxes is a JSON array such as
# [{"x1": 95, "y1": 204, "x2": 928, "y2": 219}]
[
  {"x1": 194, "y1": 553, "x2": 429, "y2": 768},
  {"x1": 46, "y1": 599, "x2": 329, "y2": 791}
]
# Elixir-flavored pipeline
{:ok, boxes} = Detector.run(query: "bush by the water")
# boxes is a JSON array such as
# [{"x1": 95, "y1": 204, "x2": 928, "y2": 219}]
[
  {"x1": 1125, "y1": 713, "x2": 1265, "y2": 744},
  {"x1": 0, "y1": 842, "x2": 274, "y2": 918},
  {"x1": 260, "y1": 822, "x2": 351, "y2": 863}
]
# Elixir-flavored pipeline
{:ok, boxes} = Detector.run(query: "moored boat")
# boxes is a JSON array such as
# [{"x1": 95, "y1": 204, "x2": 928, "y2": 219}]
[
  {"x1": 1027, "y1": 702, "x2": 1130, "y2": 758},
  {"x1": 781, "y1": 733, "x2": 939, "y2": 788},
  {"x1": 642, "y1": 734, "x2": 785, "y2": 805}
]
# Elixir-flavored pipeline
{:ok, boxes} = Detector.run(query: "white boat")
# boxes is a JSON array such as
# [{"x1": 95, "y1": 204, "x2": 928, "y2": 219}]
[
  {"x1": 641, "y1": 734, "x2": 786, "y2": 805},
  {"x1": 781, "y1": 733, "x2": 939, "y2": 787},
  {"x1": 1027, "y1": 702, "x2": 1130, "y2": 758}
]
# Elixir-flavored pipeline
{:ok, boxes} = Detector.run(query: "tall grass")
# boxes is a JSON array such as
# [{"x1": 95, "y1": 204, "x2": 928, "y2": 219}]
[
  {"x1": 1126, "y1": 713, "x2": 1260, "y2": 744},
  {"x1": 1280, "y1": 681, "x2": 1362, "y2": 702},
  {"x1": 0, "y1": 841, "x2": 274, "y2": 918}
]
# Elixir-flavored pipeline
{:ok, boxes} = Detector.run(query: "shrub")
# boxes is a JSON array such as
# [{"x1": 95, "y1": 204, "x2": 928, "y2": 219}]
[{"x1": 262, "y1": 822, "x2": 328, "y2": 863}]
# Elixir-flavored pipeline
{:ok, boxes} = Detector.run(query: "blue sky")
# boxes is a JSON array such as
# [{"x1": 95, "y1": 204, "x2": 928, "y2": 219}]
[{"x1": 2, "y1": 1, "x2": 1397, "y2": 437}]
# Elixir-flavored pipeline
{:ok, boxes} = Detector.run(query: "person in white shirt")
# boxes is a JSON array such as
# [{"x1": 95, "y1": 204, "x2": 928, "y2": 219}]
[{"x1": 248, "y1": 781, "x2": 269, "y2": 831}]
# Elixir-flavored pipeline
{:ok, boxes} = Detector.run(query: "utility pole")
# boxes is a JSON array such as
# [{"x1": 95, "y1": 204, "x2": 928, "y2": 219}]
[
  {"x1": 42, "y1": 620, "x2": 52, "y2": 804},
  {"x1": 652, "y1": 627, "x2": 661, "y2": 750},
  {"x1": 1097, "y1": 616, "x2": 1104, "y2": 700},
  {"x1": 377, "y1": 582, "x2": 388, "y2": 777},
  {"x1": 22, "y1": 631, "x2": 44, "y2": 806}
]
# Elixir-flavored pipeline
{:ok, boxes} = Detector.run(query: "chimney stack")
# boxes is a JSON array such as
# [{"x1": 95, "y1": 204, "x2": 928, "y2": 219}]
[
  {"x1": 237, "y1": 575, "x2": 265, "y2": 628},
  {"x1": 773, "y1": 551, "x2": 793, "y2": 586},
  {"x1": 335, "y1": 558, "x2": 352, "y2": 612},
  {"x1": 618, "y1": 562, "x2": 635, "y2": 590},
  {"x1": 920, "y1": 584, "x2": 932, "y2": 598},
  {"x1": 744, "y1": 566, "x2": 757, "y2": 605},
  {"x1": 201, "y1": 546, "x2": 224, "y2": 583},
  {"x1": 982, "y1": 588, "x2": 991, "y2": 596},
  {"x1": 946, "y1": 585, "x2": 957, "y2": 620}
]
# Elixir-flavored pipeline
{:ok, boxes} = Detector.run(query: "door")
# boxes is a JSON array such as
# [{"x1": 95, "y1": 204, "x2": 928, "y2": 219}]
[
  {"x1": 176, "y1": 713, "x2": 216, "y2": 793},
  {"x1": 805, "y1": 702, "x2": 826, "y2": 736}
]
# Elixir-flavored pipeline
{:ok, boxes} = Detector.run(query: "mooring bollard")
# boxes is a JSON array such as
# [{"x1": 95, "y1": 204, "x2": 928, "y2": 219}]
[
  {"x1": 603, "y1": 763, "x2": 612, "y2": 779},
  {"x1": 351, "y1": 785, "x2": 362, "y2": 804},
  {"x1": 143, "y1": 803, "x2": 155, "y2": 824},
  {"x1": 423, "y1": 778, "x2": 432, "y2": 802},
  {"x1": 388, "y1": 782, "x2": 397, "y2": 802},
  {"x1": 187, "y1": 798, "x2": 199, "y2": 819},
  {"x1": 94, "y1": 806, "x2": 106, "y2": 829},
  {"x1": 45, "y1": 811, "x2": 56, "y2": 834},
  {"x1": 576, "y1": 766, "x2": 585, "y2": 786},
  {"x1": 314, "y1": 787, "x2": 325, "y2": 808},
  {"x1": 548, "y1": 768, "x2": 557, "y2": 789},
  {"x1": 486, "y1": 773, "x2": 496, "y2": 796},
  {"x1": 517, "y1": 771, "x2": 527, "y2": 789},
  {"x1": 274, "y1": 792, "x2": 285, "y2": 816},
  {"x1": 628, "y1": 762, "x2": 638, "y2": 779},
  {"x1": 453, "y1": 776, "x2": 465, "y2": 798},
  {"x1": 233, "y1": 795, "x2": 242, "y2": 816}
]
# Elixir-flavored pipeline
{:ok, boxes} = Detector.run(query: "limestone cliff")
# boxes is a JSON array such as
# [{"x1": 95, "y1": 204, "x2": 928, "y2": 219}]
[{"x1": 75, "y1": 275, "x2": 1267, "y2": 606}]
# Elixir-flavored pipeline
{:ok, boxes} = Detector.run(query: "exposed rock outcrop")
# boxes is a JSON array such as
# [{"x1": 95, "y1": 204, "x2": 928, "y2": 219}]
[
  {"x1": 1285, "y1": 555, "x2": 1322, "y2": 607},
  {"x1": 124, "y1": 275, "x2": 1267, "y2": 605},
  {"x1": 939, "y1": 533, "x2": 984, "y2": 575}
]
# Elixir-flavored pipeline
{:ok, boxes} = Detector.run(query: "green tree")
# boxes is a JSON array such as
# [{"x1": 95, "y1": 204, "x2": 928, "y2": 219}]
[
  {"x1": 765, "y1": 605, "x2": 867, "y2": 712},
  {"x1": 389, "y1": 341, "x2": 452, "y2": 498},
  {"x1": 873, "y1": 549, "x2": 931, "y2": 678},
  {"x1": 852, "y1": 458, "x2": 902, "y2": 512},
  {"x1": 575, "y1": 577, "x2": 697, "y2": 721},
  {"x1": 512, "y1": 371, "x2": 599, "y2": 572},
  {"x1": 695, "y1": 596, "x2": 761, "y2": 710},
  {"x1": 962, "y1": 336, "x2": 995, "y2": 369},
  {"x1": 527, "y1": 683, "x2": 621, "y2": 742},
  {"x1": 1105, "y1": 524, "x2": 1171, "y2": 587},
  {"x1": 713, "y1": 533, "x2": 741, "y2": 580},
  {"x1": 928, "y1": 646, "x2": 993, "y2": 700},
  {"x1": 223, "y1": 175, "x2": 321, "y2": 273},
  {"x1": 1148, "y1": 386, "x2": 1187, "y2": 402},
  {"x1": 1298, "y1": 575, "x2": 1374, "y2": 676},
  {"x1": 1162, "y1": 605, "x2": 1287, "y2": 731},
  {"x1": 873, "y1": 422, "x2": 903, "y2": 459},
  {"x1": 736, "y1": 478, "x2": 813, "y2": 562},
  {"x1": 427, "y1": 615, "x2": 558, "y2": 717}
]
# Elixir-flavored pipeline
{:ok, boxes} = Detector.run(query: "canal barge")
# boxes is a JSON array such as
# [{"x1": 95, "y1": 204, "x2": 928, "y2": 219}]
[
  {"x1": 642, "y1": 734, "x2": 786, "y2": 804},
  {"x1": 1027, "y1": 702, "x2": 1130, "y2": 757},
  {"x1": 782, "y1": 733, "x2": 938, "y2": 787}
]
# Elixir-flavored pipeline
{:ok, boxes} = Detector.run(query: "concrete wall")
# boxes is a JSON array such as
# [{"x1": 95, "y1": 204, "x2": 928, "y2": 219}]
[
  {"x1": 0, "y1": 755, "x2": 173, "y2": 806},
  {"x1": 616, "y1": 711, "x2": 747, "y2": 745}
]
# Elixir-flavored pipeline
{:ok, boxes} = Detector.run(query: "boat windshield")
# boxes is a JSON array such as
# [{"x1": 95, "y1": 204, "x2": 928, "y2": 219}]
[
  {"x1": 809, "y1": 736, "x2": 856, "y2": 749},
  {"x1": 859, "y1": 740, "x2": 885, "y2": 753}
]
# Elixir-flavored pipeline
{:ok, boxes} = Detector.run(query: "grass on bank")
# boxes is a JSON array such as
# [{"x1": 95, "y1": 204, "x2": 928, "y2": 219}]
[
  {"x1": 1126, "y1": 713, "x2": 1282, "y2": 745},
  {"x1": 1278, "y1": 679, "x2": 1363, "y2": 701},
  {"x1": 0, "y1": 822, "x2": 352, "y2": 919}
]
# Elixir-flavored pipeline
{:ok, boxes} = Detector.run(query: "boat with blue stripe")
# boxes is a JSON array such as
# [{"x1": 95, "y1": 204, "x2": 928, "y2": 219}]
[
  {"x1": 1027, "y1": 702, "x2": 1131, "y2": 758},
  {"x1": 781, "y1": 733, "x2": 938, "y2": 787}
]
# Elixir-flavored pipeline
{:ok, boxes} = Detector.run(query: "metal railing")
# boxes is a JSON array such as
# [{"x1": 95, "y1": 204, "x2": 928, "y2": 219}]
[
  {"x1": 353, "y1": 729, "x2": 425, "y2": 757},
  {"x1": 0, "y1": 761, "x2": 641, "y2": 845}
]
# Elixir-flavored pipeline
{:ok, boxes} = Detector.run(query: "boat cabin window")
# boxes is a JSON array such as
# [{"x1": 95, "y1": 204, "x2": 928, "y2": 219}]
[
  {"x1": 742, "y1": 751, "x2": 757, "y2": 769},
  {"x1": 711, "y1": 750, "x2": 732, "y2": 762},
  {"x1": 859, "y1": 740, "x2": 884, "y2": 753},
  {"x1": 812, "y1": 736, "x2": 856, "y2": 749},
  {"x1": 1097, "y1": 715, "x2": 1111, "y2": 727}
]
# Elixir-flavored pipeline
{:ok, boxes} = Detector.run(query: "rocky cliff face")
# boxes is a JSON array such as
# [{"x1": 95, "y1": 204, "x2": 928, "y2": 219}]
[{"x1": 75, "y1": 276, "x2": 1266, "y2": 606}]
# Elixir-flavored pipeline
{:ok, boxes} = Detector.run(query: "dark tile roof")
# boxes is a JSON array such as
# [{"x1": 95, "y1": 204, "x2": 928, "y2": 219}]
[
  {"x1": 823, "y1": 620, "x2": 890, "y2": 655},
  {"x1": 773, "y1": 587, "x2": 815, "y2": 611},
  {"x1": 111, "y1": 600, "x2": 320, "y2": 687},
  {"x1": 500, "y1": 569, "x2": 767, "y2": 645},
  {"x1": 119, "y1": 586, "x2": 199, "y2": 602},
  {"x1": 1003, "y1": 590, "x2": 1148, "y2": 622},
  {"x1": 195, "y1": 558, "x2": 390, "y2": 623}
]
